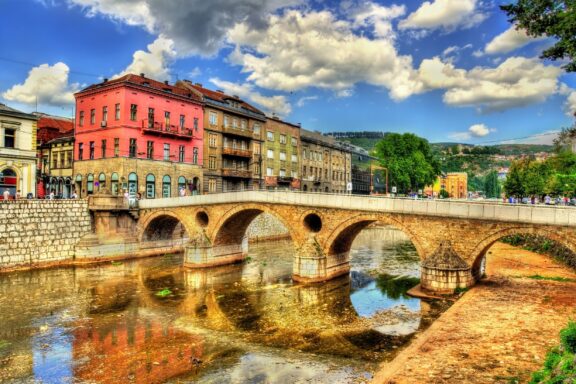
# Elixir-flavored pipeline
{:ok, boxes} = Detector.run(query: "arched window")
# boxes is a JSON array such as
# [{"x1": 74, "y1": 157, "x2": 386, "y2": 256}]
[
  {"x1": 178, "y1": 176, "x2": 186, "y2": 196},
  {"x1": 146, "y1": 174, "x2": 155, "y2": 198},
  {"x1": 87, "y1": 174, "x2": 94, "y2": 194},
  {"x1": 98, "y1": 173, "x2": 106, "y2": 191},
  {"x1": 111, "y1": 173, "x2": 119, "y2": 195},
  {"x1": 0, "y1": 168, "x2": 17, "y2": 197},
  {"x1": 162, "y1": 175, "x2": 171, "y2": 198},
  {"x1": 128, "y1": 172, "x2": 138, "y2": 196}
]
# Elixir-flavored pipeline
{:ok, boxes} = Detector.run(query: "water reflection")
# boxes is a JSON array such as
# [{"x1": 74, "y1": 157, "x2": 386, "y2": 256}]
[{"x1": 0, "y1": 226, "x2": 448, "y2": 383}]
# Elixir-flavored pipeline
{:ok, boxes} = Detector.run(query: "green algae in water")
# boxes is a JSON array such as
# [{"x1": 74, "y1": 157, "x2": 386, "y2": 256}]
[
  {"x1": 375, "y1": 274, "x2": 420, "y2": 300},
  {"x1": 111, "y1": 261, "x2": 123, "y2": 266},
  {"x1": 0, "y1": 340, "x2": 10, "y2": 350},
  {"x1": 155, "y1": 288, "x2": 172, "y2": 297}
]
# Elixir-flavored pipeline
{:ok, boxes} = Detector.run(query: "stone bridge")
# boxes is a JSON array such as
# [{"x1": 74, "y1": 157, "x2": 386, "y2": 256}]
[{"x1": 90, "y1": 191, "x2": 576, "y2": 293}]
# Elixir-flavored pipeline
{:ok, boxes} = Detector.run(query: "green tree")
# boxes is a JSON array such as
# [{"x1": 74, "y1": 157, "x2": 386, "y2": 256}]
[
  {"x1": 484, "y1": 170, "x2": 502, "y2": 198},
  {"x1": 504, "y1": 159, "x2": 527, "y2": 197},
  {"x1": 373, "y1": 133, "x2": 441, "y2": 194},
  {"x1": 553, "y1": 125, "x2": 576, "y2": 151},
  {"x1": 504, "y1": 158, "x2": 553, "y2": 197},
  {"x1": 501, "y1": 1, "x2": 576, "y2": 72}
]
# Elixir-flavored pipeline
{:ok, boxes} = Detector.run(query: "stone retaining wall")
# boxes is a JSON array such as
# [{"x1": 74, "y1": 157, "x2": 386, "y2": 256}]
[{"x1": 0, "y1": 200, "x2": 91, "y2": 271}]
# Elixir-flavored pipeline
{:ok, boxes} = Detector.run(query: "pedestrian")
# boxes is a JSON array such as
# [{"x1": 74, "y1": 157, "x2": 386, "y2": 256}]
[
  {"x1": 15, "y1": 190, "x2": 21, "y2": 199},
  {"x1": 3, "y1": 189, "x2": 10, "y2": 200},
  {"x1": 179, "y1": 186, "x2": 186, "y2": 197},
  {"x1": 71, "y1": 191, "x2": 78, "y2": 199},
  {"x1": 49, "y1": 190, "x2": 55, "y2": 200},
  {"x1": 545, "y1": 194, "x2": 551, "y2": 205}
]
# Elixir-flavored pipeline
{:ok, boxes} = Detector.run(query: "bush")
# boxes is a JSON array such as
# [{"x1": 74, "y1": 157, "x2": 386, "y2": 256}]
[
  {"x1": 560, "y1": 321, "x2": 576, "y2": 354},
  {"x1": 530, "y1": 321, "x2": 576, "y2": 383}
]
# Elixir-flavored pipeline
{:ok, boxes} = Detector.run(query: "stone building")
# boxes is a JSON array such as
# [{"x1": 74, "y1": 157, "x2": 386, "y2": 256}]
[
  {"x1": 176, "y1": 81, "x2": 266, "y2": 193},
  {"x1": 425, "y1": 172, "x2": 468, "y2": 198},
  {"x1": 73, "y1": 74, "x2": 204, "y2": 199},
  {"x1": 300, "y1": 129, "x2": 351, "y2": 193},
  {"x1": 0, "y1": 103, "x2": 38, "y2": 199},
  {"x1": 36, "y1": 114, "x2": 74, "y2": 198},
  {"x1": 263, "y1": 116, "x2": 301, "y2": 190}
]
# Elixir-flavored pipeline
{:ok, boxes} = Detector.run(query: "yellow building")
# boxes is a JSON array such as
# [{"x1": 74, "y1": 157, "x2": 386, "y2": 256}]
[
  {"x1": 0, "y1": 103, "x2": 38, "y2": 199},
  {"x1": 425, "y1": 172, "x2": 468, "y2": 198}
]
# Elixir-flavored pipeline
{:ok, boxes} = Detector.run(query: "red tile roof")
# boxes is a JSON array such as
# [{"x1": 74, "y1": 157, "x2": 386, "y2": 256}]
[
  {"x1": 78, "y1": 74, "x2": 203, "y2": 102},
  {"x1": 37, "y1": 115, "x2": 74, "y2": 144}
]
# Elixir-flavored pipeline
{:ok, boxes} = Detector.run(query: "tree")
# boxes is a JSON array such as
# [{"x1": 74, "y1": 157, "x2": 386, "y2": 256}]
[
  {"x1": 504, "y1": 158, "x2": 553, "y2": 197},
  {"x1": 484, "y1": 170, "x2": 502, "y2": 198},
  {"x1": 553, "y1": 125, "x2": 576, "y2": 151},
  {"x1": 501, "y1": 1, "x2": 576, "y2": 72},
  {"x1": 372, "y1": 133, "x2": 441, "y2": 194},
  {"x1": 504, "y1": 159, "x2": 527, "y2": 197}
]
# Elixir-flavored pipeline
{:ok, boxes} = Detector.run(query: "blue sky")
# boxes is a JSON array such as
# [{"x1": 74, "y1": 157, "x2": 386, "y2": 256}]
[{"x1": 0, "y1": 0, "x2": 574, "y2": 145}]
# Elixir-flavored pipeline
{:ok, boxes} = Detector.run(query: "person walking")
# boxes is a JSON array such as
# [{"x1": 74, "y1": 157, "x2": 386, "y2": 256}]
[
  {"x1": 3, "y1": 189, "x2": 10, "y2": 200},
  {"x1": 15, "y1": 190, "x2": 21, "y2": 200}
]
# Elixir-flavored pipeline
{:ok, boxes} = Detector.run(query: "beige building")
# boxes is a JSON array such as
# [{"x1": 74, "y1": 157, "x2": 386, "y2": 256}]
[
  {"x1": 177, "y1": 81, "x2": 266, "y2": 193},
  {"x1": 263, "y1": 116, "x2": 301, "y2": 190},
  {"x1": 0, "y1": 103, "x2": 38, "y2": 199},
  {"x1": 300, "y1": 129, "x2": 351, "y2": 193},
  {"x1": 425, "y1": 172, "x2": 468, "y2": 198}
]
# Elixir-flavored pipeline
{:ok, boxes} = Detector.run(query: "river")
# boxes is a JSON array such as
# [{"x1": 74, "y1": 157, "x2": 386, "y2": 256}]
[{"x1": 0, "y1": 225, "x2": 449, "y2": 383}]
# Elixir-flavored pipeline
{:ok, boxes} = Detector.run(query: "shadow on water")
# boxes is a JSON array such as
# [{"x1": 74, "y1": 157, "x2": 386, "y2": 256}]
[{"x1": 375, "y1": 274, "x2": 421, "y2": 300}]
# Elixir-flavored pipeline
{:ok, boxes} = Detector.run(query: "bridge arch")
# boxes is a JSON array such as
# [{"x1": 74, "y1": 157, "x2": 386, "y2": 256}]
[
  {"x1": 469, "y1": 226, "x2": 576, "y2": 280},
  {"x1": 138, "y1": 209, "x2": 193, "y2": 243}
]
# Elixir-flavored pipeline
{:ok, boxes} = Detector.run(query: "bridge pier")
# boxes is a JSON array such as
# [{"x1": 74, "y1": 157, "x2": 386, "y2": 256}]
[
  {"x1": 420, "y1": 241, "x2": 475, "y2": 294},
  {"x1": 292, "y1": 238, "x2": 350, "y2": 283},
  {"x1": 184, "y1": 233, "x2": 248, "y2": 268}
]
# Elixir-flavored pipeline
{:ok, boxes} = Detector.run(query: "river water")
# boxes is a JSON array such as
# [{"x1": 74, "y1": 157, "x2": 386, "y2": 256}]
[{"x1": 0, "y1": 225, "x2": 449, "y2": 384}]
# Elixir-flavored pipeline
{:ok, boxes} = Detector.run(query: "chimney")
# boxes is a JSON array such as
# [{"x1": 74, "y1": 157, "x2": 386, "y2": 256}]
[
  {"x1": 232, "y1": 94, "x2": 239, "y2": 99},
  {"x1": 164, "y1": 80, "x2": 169, "y2": 85},
  {"x1": 140, "y1": 73, "x2": 145, "y2": 78},
  {"x1": 216, "y1": 89, "x2": 224, "y2": 93},
  {"x1": 195, "y1": 83, "x2": 202, "y2": 87},
  {"x1": 103, "y1": 78, "x2": 108, "y2": 83}
]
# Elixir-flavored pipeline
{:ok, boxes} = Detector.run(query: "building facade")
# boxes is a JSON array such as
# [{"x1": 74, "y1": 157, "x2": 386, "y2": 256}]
[
  {"x1": 263, "y1": 116, "x2": 301, "y2": 190},
  {"x1": 74, "y1": 74, "x2": 204, "y2": 198},
  {"x1": 425, "y1": 172, "x2": 468, "y2": 198},
  {"x1": 300, "y1": 130, "x2": 351, "y2": 193},
  {"x1": 0, "y1": 103, "x2": 38, "y2": 199},
  {"x1": 36, "y1": 114, "x2": 74, "y2": 198},
  {"x1": 177, "y1": 81, "x2": 265, "y2": 193}
]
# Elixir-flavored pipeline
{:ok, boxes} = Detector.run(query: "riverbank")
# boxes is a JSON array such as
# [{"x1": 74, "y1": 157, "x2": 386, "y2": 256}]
[{"x1": 373, "y1": 242, "x2": 576, "y2": 384}]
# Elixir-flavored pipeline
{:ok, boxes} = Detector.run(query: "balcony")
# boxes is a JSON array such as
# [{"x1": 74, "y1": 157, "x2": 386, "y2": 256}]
[
  {"x1": 221, "y1": 125, "x2": 254, "y2": 139},
  {"x1": 221, "y1": 168, "x2": 252, "y2": 179},
  {"x1": 222, "y1": 147, "x2": 252, "y2": 158},
  {"x1": 142, "y1": 120, "x2": 193, "y2": 139}
]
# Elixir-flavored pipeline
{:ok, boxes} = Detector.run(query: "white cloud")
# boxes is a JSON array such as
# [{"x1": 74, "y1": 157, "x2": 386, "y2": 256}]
[
  {"x1": 227, "y1": 8, "x2": 423, "y2": 101},
  {"x1": 210, "y1": 78, "x2": 292, "y2": 116},
  {"x1": 441, "y1": 43, "x2": 473, "y2": 62},
  {"x1": 418, "y1": 56, "x2": 562, "y2": 112},
  {"x1": 499, "y1": 130, "x2": 560, "y2": 145},
  {"x1": 66, "y1": 0, "x2": 301, "y2": 56},
  {"x1": 296, "y1": 95, "x2": 318, "y2": 107},
  {"x1": 350, "y1": 2, "x2": 406, "y2": 40},
  {"x1": 448, "y1": 131, "x2": 472, "y2": 141},
  {"x1": 484, "y1": 24, "x2": 547, "y2": 55},
  {"x1": 2, "y1": 62, "x2": 79, "y2": 106},
  {"x1": 469, "y1": 123, "x2": 495, "y2": 137},
  {"x1": 188, "y1": 67, "x2": 202, "y2": 78},
  {"x1": 559, "y1": 83, "x2": 576, "y2": 117},
  {"x1": 114, "y1": 36, "x2": 176, "y2": 80},
  {"x1": 399, "y1": 0, "x2": 487, "y2": 33}
]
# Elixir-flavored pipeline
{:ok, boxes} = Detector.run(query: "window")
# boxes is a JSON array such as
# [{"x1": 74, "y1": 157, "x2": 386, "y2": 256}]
[
  {"x1": 303, "y1": 166, "x2": 306, "y2": 176},
  {"x1": 192, "y1": 147, "x2": 198, "y2": 164},
  {"x1": 147, "y1": 141, "x2": 154, "y2": 159},
  {"x1": 254, "y1": 163, "x2": 261, "y2": 175},
  {"x1": 232, "y1": 118, "x2": 238, "y2": 128},
  {"x1": 180, "y1": 114, "x2": 185, "y2": 129},
  {"x1": 89, "y1": 141, "x2": 95, "y2": 159},
  {"x1": 241, "y1": 120, "x2": 247, "y2": 130},
  {"x1": 279, "y1": 151, "x2": 286, "y2": 161},
  {"x1": 209, "y1": 134, "x2": 217, "y2": 148},
  {"x1": 253, "y1": 142, "x2": 261, "y2": 155},
  {"x1": 180, "y1": 145, "x2": 185, "y2": 163},
  {"x1": 79, "y1": 111, "x2": 84, "y2": 127},
  {"x1": 130, "y1": 104, "x2": 137, "y2": 121},
  {"x1": 128, "y1": 173, "x2": 138, "y2": 195},
  {"x1": 267, "y1": 149, "x2": 274, "y2": 159},
  {"x1": 111, "y1": 173, "x2": 119, "y2": 195},
  {"x1": 291, "y1": 170, "x2": 298, "y2": 178},
  {"x1": 267, "y1": 131, "x2": 274, "y2": 141},
  {"x1": 254, "y1": 123, "x2": 261, "y2": 134},
  {"x1": 101, "y1": 139, "x2": 107, "y2": 158},
  {"x1": 163, "y1": 143, "x2": 170, "y2": 161},
  {"x1": 209, "y1": 156, "x2": 217, "y2": 169},
  {"x1": 208, "y1": 178, "x2": 217, "y2": 192},
  {"x1": 87, "y1": 174, "x2": 94, "y2": 194},
  {"x1": 241, "y1": 141, "x2": 247, "y2": 150},
  {"x1": 303, "y1": 149, "x2": 307, "y2": 159},
  {"x1": 102, "y1": 106, "x2": 108, "y2": 122},
  {"x1": 66, "y1": 151, "x2": 72, "y2": 167},
  {"x1": 209, "y1": 112, "x2": 217, "y2": 126},
  {"x1": 115, "y1": 103, "x2": 120, "y2": 120},
  {"x1": 162, "y1": 175, "x2": 171, "y2": 198},
  {"x1": 292, "y1": 154, "x2": 297, "y2": 163},
  {"x1": 279, "y1": 169, "x2": 286, "y2": 177},
  {"x1": 178, "y1": 176, "x2": 186, "y2": 192},
  {"x1": 4, "y1": 129, "x2": 15, "y2": 148},
  {"x1": 114, "y1": 138, "x2": 119, "y2": 157},
  {"x1": 224, "y1": 115, "x2": 230, "y2": 127},
  {"x1": 267, "y1": 167, "x2": 274, "y2": 176},
  {"x1": 148, "y1": 108, "x2": 155, "y2": 128},
  {"x1": 146, "y1": 174, "x2": 155, "y2": 198},
  {"x1": 98, "y1": 173, "x2": 106, "y2": 191},
  {"x1": 129, "y1": 138, "x2": 137, "y2": 158},
  {"x1": 52, "y1": 154, "x2": 58, "y2": 169},
  {"x1": 78, "y1": 143, "x2": 83, "y2": 160},
  {"x1": 194, "y1": 117, "x2": 198, "y2": 132},
  {"x1": 164, "y1": 111, "x2": 170, "y2": 127},
  {"x1": 291, "y1": 137, "x2": 297, "y2": 146},
  {"x1": 279, "y1": 134, "x2": 286, "y2": 144},
  {"x1": 90, "y1": 109, "x2": 95, "y2": 125}
]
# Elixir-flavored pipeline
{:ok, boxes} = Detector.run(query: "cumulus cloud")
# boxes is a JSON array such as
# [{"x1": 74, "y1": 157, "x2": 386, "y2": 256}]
[
  {"x1": 350, "y1": 2, "x2": 406, "y2": 40},
  {"x1": 296, "y1": 95, "x2": 318, "y2": 107},
  {"x1": 559, "y1": 83, "x2": 576, "y2": 117},
  {"x1": 210, "y1": 78, "x2": 292, "y2": 116},
  {"x1": 2, "y1": 62, "x2": 79, "y2": 106},
  {"x1": 484, "y1": 24, "x2": 547, "y2": 55},
  {"x1": 399, "y1": 0, "x2": 487, "y2": 33},
  {"x1": 114, "y1": 36, "x2": 176, "y2": 80},
  {"x1": 449, "y1": 123, "x2": 496, "y2": 141},
  {"x1": 227, "y1": 8, "x2": 423, "y2": 101},
  {"x1": 66, "y1": 0, "x2": 301, "y2": 56},
  {"x1": 418, "y1": 56, "x2": 562, "y2": 112}
]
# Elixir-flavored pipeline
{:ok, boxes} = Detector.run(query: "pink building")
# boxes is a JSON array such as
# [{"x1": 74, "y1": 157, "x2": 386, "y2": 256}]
[{"x1": 73, "y1": 73, "x2": 204, "y2": 198}]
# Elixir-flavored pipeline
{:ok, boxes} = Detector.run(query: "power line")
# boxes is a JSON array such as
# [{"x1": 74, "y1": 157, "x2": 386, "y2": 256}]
[{"x1": 0, "y1": 56, "x2": 102, "y2": 78}]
